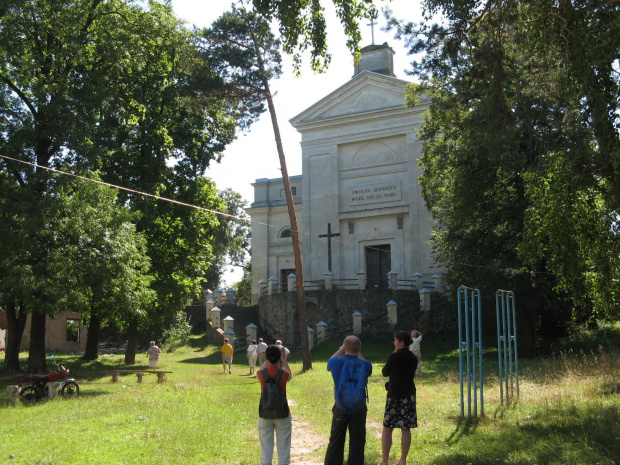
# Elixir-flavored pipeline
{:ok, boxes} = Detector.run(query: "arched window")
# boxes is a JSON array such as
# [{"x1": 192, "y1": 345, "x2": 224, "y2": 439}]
[{"x1": 280, "y1": 227, "x2": 292, "y2": 238}]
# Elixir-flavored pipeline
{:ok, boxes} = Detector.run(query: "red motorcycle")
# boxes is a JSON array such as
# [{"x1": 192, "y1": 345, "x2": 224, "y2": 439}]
[{"x1": 18, "y1": 355, "x2": 80, "y2": 402}]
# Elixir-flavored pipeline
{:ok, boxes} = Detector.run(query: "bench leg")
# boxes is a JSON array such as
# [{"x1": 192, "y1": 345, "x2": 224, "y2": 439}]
[
  {"x1": 136, "y1": 373, "x2": 144, "y2": 383},
  {"x1": 111, "y1": 372, "x2": 119, "y2": 383},
  {"x1": 157, "y1": 372, "x2": 166, "y2": 383}
]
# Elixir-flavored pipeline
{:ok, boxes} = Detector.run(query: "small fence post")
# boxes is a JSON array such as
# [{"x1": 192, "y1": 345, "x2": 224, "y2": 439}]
[
  {"x1": 496, "y1": 289, "x2": 519, "y2": 405},
  {"x1": 223, "y1": 315, "x2": 234, "y2": 333},
  {"x1": 287, "y1": 273, "x2": 296, "y2": 292},
  {"x1": 357, "y1": 270, "x2": 366, "y2": 290},
  {"x1": 352, "y1": 311, "x2": 362, "y2": 335},
  {"x1": 211, "y1": 306, "x2": 221, "y2": 329},
  {"x1": 388, "y1": 270, "x2": 398, "y2": 290},
  {"x1": 412, "y1": 272, "x2": 423, "y2": 290},
  {"x1": 258, "y1": 279, "x2": 267, "y2": 297},
  {"x1": 307, "y1": 327, "x2": 315, "y2": 350},
  {"x1": 419, "y1": 288, "x2": 431, "y2": 312},
  {"x1": 267, "y1": 277, "x2": 277, "y2": 295},
  {"x1": 387, "y1": 300, "x2": 398, "y2": 326},
  {"x1": 324, "y1": 271, "x2": 333, "y2": 290},
  {"x1": 316, "y1": 321, "x2": 328, "y2": 343},
  {"x1": 246, "y1": 323, "x2": 257, "y2": 344}
]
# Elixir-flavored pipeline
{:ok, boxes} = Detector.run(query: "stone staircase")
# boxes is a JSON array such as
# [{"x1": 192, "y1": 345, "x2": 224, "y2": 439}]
[{"x1": 185, "y1": 304, "x2": 264, "y2": 348}]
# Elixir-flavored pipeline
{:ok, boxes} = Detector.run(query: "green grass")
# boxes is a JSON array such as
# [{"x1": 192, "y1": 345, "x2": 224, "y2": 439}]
[{"x1": 1, "y1": 327, "x2": 619, "y2": 465}]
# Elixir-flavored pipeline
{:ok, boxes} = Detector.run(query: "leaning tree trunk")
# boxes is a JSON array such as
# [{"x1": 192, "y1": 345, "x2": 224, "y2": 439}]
[
  {"x1": 124, "y1": 318, "x2": 138, "y2": 365},
  {"x1": 27, "y1": 310, "x2": 47, "y2": 373},
  {"x1": 2, "y1": 300, "x2": 27, "y2": 373},
  {"x1": 250, "y1": 40, "x2": 311, "y2": 371},
  {"x1": 83, "y1": 310, "x2": 101, "y2": 360}
]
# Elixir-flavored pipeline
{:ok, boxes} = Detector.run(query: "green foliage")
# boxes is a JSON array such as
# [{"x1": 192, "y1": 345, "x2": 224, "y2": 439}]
[
  {"x1": 393, "y1": 0, "x2": 620, "y2": 342},
  {"x1": 251, "y1": 0, "x2": 379, "y2": 72},
  {"x1": 232, "y1": 264, "x2": 253, "y2": 305},
  {"x1": 161, "y1": 312, "x2": 193, "y2": 353}
]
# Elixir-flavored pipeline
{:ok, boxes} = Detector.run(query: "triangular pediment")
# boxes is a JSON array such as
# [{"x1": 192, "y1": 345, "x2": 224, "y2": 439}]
[{"x1": 290, "y1": 71, "x2": 410, "y2": 127}]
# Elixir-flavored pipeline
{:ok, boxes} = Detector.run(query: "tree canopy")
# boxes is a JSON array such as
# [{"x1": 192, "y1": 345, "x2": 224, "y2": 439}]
[{"x1": 390, "y1": 0, "x2": 620, "y2": 344}]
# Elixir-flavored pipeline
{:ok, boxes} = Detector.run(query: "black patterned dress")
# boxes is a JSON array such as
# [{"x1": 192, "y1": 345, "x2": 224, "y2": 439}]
[{"x1": 382, "y1": 347, "x2": 418, "y2": 428}]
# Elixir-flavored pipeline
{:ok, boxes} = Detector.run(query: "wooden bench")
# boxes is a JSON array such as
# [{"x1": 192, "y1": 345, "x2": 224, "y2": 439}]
[{"x1": 104, "y1": 370, "x2": 172, "y2": 383}]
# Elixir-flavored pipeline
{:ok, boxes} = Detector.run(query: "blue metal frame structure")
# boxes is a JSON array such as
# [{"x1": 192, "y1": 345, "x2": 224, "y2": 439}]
[
  {"x1": 457, "y1": 285, "x2": 484, "y2": 418},
  {"x1": 495, "y1": 289, "x2": 519, "y2": 404}
]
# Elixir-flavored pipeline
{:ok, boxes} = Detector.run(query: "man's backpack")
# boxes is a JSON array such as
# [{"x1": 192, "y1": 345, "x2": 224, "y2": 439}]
[
  {"x1": 335, "y1": 356, "x2": 368, "y2": 414},
  {"x1": 259, "y1": 368, "x2": 290, "y2": 419}
]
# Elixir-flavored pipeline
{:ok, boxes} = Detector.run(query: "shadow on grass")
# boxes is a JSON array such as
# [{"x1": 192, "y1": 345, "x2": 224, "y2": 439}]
[{"x1": 432, "y1": 403, "x2": 620, "y2": 465}]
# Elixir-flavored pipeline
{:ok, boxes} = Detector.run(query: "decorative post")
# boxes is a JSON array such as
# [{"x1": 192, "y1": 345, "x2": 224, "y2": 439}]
[
  {"x1": 287, "y1": 273, "x2": 296, "y2": 292},
  {"x1": 211, "y1": 306, "x2": 221, "y2": 329},
  {"x1": 258, "y1": 279, "x2": 267, "y2": 297},
  {"x1": 246, "y1": 323, "x2": 258, "y2": 344},
  {"x1": 214, "y1": 288, "x2": 222, "y2": 306},
  {"x1": 206, "y1": 299, "x2": 215, "y2": 323},
  {"x1": 388, "y1": 270, "x2": 398, "y2": 290},
  {"x1": 412, "y1": 272, "x2": 423, "y2": 290},
  {"x1": 420, "y1": 288, "x2": 431, "y2": 312},
  {"x1": 324, "y1": 271, "x2": 333, "y2": 290},
  {"x1": 226, "y1": 288, "x2": 236, "y2": 305},
  {"x1": 223, "y1": 315, "x2": 234, "y2": 332},
  {"x1": 203, "y1": 289, "x2": 211, "y2": 306},
  {"x1": 307, "y1": 327, "x2": 315, "y2": 351},
  {"x1": 352, "y1": 311, "x2": 362, "y2": 335},
  {"x1": 357, "y1": 270, "x2": 367, "y2": 290},
  {"x1": 223, "y1": 329, "x2": 236, "y2": 348},
  {"x1": 387, "y1": 300, "x2": 398, "y2": 326},
  {"x1": 267, "y1": 277, "x2": 278, "y2": 295},
  {"x1": 431, "y1": 274, "x2": 442, "y2": 293},
  {"x1": 316, "y1": 321, "x2": 328, "y2": 343}
]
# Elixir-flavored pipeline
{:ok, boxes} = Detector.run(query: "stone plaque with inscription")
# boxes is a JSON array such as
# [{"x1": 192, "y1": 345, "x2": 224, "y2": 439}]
[{"x1": 348, "y1": 181, "x2": 402, "y2": 206}]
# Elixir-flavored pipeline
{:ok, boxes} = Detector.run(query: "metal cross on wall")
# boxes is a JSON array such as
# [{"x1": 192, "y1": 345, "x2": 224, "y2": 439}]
[{"x1": 318, "y1": 223, "x2": 341, "y2": 272}]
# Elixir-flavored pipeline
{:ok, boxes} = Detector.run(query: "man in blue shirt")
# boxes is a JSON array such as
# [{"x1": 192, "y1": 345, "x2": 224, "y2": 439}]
[{"x1": 324, "y1": 335, "x2": 372, "y2": 465}]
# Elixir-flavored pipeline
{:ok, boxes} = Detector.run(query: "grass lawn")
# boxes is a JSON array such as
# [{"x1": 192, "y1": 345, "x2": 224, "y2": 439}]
[{"x1": 1, "y1": 326, "x2": 619, "y2": 465}]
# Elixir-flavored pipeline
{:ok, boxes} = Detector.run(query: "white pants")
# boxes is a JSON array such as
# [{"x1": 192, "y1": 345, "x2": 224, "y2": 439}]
[{"x1": 258, "y1": 414, "x2": 292, "y2": 465}]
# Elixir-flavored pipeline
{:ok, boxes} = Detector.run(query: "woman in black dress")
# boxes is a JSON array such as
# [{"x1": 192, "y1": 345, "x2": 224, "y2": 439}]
[{"x1": 380, "y1": 330, "x2": 418, "y2": 465}]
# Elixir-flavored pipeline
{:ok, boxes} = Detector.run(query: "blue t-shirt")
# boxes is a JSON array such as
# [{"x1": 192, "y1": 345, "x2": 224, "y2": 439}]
[{"x1": 327, "y1": 354, "x2": 372, "y2": 390}]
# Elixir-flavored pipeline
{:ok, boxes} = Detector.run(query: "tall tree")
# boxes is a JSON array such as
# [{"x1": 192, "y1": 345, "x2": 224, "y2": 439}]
[
  {"x1": 203, "y1": 7, "x2": 312, "y2": 370},
  {"x1": 251, "y1": 0, "x2": 379, "y2": 71},
  {"x1": 388, "y1": 0, "x2": 620, "y2": 345}
]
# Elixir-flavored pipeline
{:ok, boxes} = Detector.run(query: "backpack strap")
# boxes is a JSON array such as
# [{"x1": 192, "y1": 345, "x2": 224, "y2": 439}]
[{"x1": 262, "y1": 367, "x2": 284, "y2": 384}]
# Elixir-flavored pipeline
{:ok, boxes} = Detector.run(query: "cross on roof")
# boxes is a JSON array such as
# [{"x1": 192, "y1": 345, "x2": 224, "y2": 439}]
[{"x1": 367, "y1": 17, "x2": 377, "y2": 45}]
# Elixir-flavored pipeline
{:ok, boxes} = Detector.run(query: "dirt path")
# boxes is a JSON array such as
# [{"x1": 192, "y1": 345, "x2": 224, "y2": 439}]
[
  {"x1": 287, "y1": 399, "x2": 384, "y2": 464},
  {"x1": 288, "y1": 398, "x2": 326, "y2": 465}
]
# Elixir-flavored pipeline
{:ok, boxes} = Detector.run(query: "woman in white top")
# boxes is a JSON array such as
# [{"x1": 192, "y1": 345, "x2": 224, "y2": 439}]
[{"x1": 247, "y1": 339, "x2": 258, "y2": 375}]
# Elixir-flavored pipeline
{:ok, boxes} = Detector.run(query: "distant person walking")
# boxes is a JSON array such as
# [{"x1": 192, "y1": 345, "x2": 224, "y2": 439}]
[
  {"x1": 256, "y1": 338, "x2": 268, "y2": 367},
  {"x1": 275, "y1": 340, "x2": 290, "y2": 362},
  {"x1": 221, "y1": 338, "x2": 234, "y2": 374},
  {"x1": 409, "y1": 330, "x2": 423, "y2": 376},
  {"x1": 324, "y1": 335, "x2": 372, "y2": 465},
  {"x1": 257, "y1": 345, "x2": 293, "y2": 465},
  {"x1": 247, "y1": 339, "x2": 258, "y2": 375},
  {"x1": 146, "y1": 341, "x2": 161, "y2": 370},
  {"x1": 380, "y1": 331, "x2": 418, "y2": 465}
]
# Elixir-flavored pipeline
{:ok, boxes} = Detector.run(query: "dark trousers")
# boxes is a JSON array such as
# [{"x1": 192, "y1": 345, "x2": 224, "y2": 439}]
[{"x1": 324, "y1": 404, "x2": 367, "y2": 465}]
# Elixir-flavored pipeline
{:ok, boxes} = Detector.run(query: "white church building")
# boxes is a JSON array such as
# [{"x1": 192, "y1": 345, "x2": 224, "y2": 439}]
[{"x1": 246, "y1": 43, "x2": 440, "y2": 304}]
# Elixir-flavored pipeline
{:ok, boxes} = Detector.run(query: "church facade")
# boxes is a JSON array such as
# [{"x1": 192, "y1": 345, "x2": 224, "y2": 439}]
[{"x1": 246, "y1": 44, "x2": 440, "y2": 304}]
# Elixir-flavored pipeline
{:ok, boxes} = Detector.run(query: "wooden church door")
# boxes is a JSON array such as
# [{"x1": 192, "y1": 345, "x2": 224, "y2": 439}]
[{"x1": 366, "y1": 244, "x2": 391, "y2": 289}]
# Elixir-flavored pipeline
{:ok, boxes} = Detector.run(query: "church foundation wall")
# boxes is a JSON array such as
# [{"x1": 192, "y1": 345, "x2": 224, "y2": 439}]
[{"x1": 258, "y1": 290, "x2": 456, "y2": 346}]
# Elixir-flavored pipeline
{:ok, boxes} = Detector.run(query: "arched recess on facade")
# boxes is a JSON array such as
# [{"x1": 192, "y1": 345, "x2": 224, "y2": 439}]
[{"x1": 279, "y1": 226, "x2": 292, "y2": 238}]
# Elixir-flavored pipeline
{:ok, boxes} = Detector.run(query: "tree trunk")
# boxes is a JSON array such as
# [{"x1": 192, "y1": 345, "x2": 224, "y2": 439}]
[
  {"x1": 246, "y1": 21, "x2": 312, "y2": 370},
  {"x1": 124, "y1": 318, "x2": 138, "y2": 365},
  {"x1": 263, "y1": 87, "x2": 312, "y2": 371},
  {"x1": 83, "y1": 311, "x2": 100, "y2": 360},
  {"x1": 27, "y1": 310, "x2": 47, "y2": 373},
  {"x1": 2, "y1": 300, "x2": 27, "y2": 374}
]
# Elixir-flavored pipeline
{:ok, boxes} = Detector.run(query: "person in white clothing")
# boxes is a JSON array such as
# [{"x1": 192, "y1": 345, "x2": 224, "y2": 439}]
[
  {"x1": 275, "y1": 340, "x2": 290, "y2": 363},
  {"x1": 256, "y1": 338, "x2": 268, "y2": 367},
  {"x1": 409, "y1": 330, "x2": 423, "y2": 375},
  {"x1": 247, "y1": 339, "x2": 258, "y2": 375}
]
